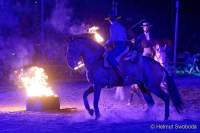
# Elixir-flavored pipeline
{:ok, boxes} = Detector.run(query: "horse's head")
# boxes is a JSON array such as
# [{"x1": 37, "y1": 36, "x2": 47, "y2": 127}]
[
  {"x1": 66, "y1": 40, "x2": 82, "y2": 69},
  {"x1": 66, "y1": 37, "x2": 104, "y2": 70}
]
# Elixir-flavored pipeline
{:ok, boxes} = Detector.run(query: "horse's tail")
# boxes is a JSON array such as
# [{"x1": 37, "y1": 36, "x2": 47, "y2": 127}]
[{"x1": 164, "y1": 69, "x2": 183, "y2": 113}]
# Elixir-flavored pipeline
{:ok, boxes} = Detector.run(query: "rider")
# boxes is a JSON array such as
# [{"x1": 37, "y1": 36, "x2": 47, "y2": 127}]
[
  {"x1": 136, "y1": 22, "x2": 155, "y2": 58},
  {"x1": 105, "y1": 15, "x2": 128, "y2": 82},
  {"x1": 128, "y1": 22, "x2": 155, "y2": 105}
]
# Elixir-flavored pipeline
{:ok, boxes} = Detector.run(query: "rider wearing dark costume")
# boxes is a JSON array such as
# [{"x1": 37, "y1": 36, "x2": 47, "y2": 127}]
[
  {"x1": 136, "y1": 22, "x2": 155, "y2": 58},
  {"x1": 105, "y1": 16, "x2": 128, "y2": 82}
]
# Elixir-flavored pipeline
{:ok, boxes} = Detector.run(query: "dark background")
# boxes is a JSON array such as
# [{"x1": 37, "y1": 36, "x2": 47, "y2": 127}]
[
  {"x1": 71, "y1": 0, "x2": 200, "y2": 53},
  {"x1": 0, "y1": 0, "x2": 199, "y2": 53}
]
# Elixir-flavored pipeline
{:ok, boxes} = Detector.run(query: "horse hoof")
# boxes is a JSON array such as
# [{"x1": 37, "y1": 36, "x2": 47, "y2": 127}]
[
  {"x1": 88, "y1": 109, "x2": 94, "y2": 116},
  {"x1": 164, "y1": 116, "x2": 169, "y2": 121},
  {"x1": 127, "y1": 102, "x2": 131, "y2": 106},
  {"x1": 95, "y1": 114, "x2": 101, "y2": 120},
  {"x1": 145, "y1": 108, "x2": 152, "y2": 113}
]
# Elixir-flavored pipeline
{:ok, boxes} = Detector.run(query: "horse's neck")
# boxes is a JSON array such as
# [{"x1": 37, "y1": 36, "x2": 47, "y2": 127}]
[{"x1": 81, "y1": 41, "x2": 104, "y2": 70}]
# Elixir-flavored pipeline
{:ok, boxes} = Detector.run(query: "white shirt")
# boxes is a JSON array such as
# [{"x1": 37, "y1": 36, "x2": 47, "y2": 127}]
[{"x1": 144, "y1": 32, "x2": 150, "y2": 41}]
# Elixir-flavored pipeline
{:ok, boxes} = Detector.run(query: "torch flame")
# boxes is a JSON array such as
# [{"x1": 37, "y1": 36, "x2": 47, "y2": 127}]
[
  {"x1": 18, "y1": 66, "x2": 56, "y2": 97},
  {"x1": 88, "y1": 26, "x2": 104, "y2": 43}
]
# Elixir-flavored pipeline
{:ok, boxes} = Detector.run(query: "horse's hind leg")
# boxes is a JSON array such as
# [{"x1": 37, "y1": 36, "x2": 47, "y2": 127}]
[
  {"x1": 138, "y1": 83, "x2": 155, "y2": 108},
  {"x1": 149, "y1": 85, "x2": 170, "y2": 120},
  {"x1": 83, "y1": 86, "x2": 94, "y2": 116}
]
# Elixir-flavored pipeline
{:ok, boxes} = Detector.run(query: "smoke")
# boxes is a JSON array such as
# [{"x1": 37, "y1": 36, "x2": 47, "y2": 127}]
[
  {"x1": 48, "y1": 0, "x2": 90, "y2": 35},
  {"x1": 69, "y1": 23, "x2": 89, "y2": 35},
  {"x1": 0, "y1": 36, "x2": 35, "y2": 82},
  {"x1": 48, "y1": 0, "x2": 72, "y2": 33},
  {"x1": 0, "y1": 0, "x2": 93, "y2": 83}
]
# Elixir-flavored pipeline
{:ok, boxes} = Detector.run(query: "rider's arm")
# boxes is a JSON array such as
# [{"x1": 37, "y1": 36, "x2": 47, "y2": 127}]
[
  {"x1": 135, "y1": 35, "x2": 143, "y2": 53},
  {"x1": 104, "y1": 24, "x2": 116, "y2": 48}
]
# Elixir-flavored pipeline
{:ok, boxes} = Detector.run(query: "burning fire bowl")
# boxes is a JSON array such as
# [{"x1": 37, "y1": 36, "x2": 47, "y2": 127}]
[{"x1": 26, "y1": 96, "x2": 60, "y2": 111}]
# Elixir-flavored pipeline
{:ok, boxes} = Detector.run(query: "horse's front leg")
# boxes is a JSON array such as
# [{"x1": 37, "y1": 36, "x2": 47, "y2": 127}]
[
  {"x1": 83, "y1": 86, "x2": 94, "y2": 116},
  {"x1": 93, "y1": 86, "x2": 102, "y2": 120}
]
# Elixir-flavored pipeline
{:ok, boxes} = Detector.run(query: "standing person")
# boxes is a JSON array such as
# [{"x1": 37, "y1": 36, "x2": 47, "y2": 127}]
[
  {"x1": 105, "y1": 16, "x2": 128, "y2": 83},
  {"x1": 136, "y1": 22, "x2": 155, "y2": 58}
]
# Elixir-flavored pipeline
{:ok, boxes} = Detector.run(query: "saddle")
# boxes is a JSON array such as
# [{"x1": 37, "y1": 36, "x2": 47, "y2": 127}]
[{"x1": 104, "y1": 48, "x2": 139, "y2": 68}]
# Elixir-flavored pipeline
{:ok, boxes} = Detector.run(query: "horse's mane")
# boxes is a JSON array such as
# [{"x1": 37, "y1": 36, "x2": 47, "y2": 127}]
[
  {"x1": 68, "y1": 34, "x2": 105, "y2": 62},
  {"x1": 71, "y1": 34, "x2": 105, "y2": 52}
]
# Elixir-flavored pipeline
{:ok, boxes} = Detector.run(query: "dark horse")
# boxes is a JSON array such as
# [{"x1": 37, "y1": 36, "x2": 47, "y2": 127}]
[{"x1": 66, "y1": 37, "x2": 183, "y2": 120}]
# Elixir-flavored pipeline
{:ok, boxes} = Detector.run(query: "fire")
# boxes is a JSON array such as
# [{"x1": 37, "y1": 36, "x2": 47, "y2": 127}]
[
  {"x1": 88, "y1": 26, "x2": 104, "y2": 43},
  {"x1": 18, "y1": 66, "x2": 56, "y2": 97}
]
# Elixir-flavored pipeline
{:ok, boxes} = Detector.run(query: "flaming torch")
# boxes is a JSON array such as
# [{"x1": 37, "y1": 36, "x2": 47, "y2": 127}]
[
  {"x1": 88, "y1": 26, "x2": 104, "y2": 44},
  {"x1": 18, "y1": 66, "x2": 60, "y2": 111}
]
